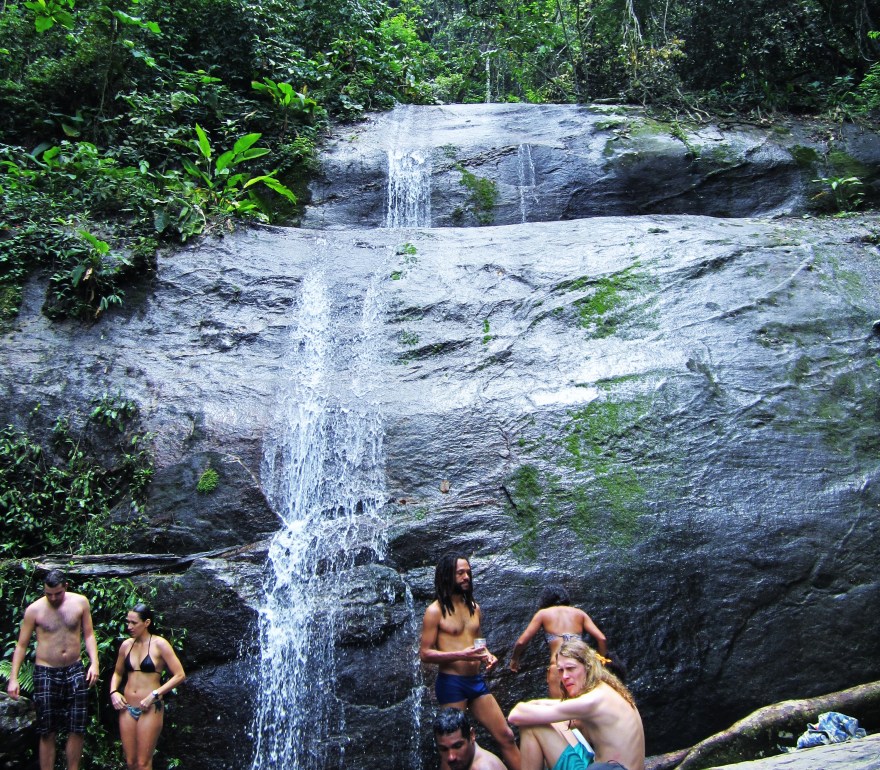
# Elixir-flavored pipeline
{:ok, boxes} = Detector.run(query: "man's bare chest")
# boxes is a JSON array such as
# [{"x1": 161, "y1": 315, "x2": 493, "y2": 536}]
[
  {"x1": 438, "y1": 610, "x2": 480, "y2": 637},
  {"x1": 39, "y1": 607, "x2": 81, "y2": 635}
]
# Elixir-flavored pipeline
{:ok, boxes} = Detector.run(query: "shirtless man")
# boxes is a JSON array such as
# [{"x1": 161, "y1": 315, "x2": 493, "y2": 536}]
[
  {"x1": 434, "y1": 707, "x2": 506, "y2": 770},
  {"x1": 7, "y1": 570, "x2": 100, "y2": 770},
  {"x1": 508, "y1": 639, "x2": 644, "y2": 770},
  {"x1": 420, "y1": 553, "x2": 520, "y2": 770}
]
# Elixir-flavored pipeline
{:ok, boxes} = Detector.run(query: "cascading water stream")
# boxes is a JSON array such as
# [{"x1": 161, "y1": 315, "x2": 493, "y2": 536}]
[
  {"x1": 517, "y1": 143, "x2": 538, "y2": 223},
  {"x1": 385, "y1": 109, "x2": 432, "y2": 228},
  {"x1": 250, "y1": 254, "x2": 388, "y2": 770},
  {"x1": 385, "y1": 150, "x2": 432, "y2": 228}
]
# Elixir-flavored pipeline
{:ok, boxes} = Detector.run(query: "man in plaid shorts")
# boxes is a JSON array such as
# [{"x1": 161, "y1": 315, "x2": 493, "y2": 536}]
[{"x1": 7, "y1": 570, "x2": 99, "y2": 770}]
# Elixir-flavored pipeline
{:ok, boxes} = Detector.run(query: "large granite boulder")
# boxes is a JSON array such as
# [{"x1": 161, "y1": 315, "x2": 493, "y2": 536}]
[
  {"x1": 2, "y1": 104, "x2": 880, "y2": 769},
  {"x1": 302, "y1": 104, "x2": 880, "y2": 227},
  {"x1": 0, "y1": 694, "x2": 36, "y2": 768}
]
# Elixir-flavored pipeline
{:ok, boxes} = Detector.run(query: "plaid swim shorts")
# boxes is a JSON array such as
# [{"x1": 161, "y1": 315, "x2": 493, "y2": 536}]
[{"x1": 33, "y1": 662, "x2": 89, "y2": 735}]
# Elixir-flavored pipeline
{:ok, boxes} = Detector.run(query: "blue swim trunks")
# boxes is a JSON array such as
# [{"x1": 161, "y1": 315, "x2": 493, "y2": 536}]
[
  {"x1": 435, "y1": 672, "x2": 491, "y2": 704},
  {"x1": 552, "y1": 743, "x2": 592, "y2": 770}
]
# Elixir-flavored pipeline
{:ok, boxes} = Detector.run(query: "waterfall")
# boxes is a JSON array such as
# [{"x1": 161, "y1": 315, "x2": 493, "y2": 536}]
[
  {"x1": 385, "y1": 148, "x2": 432, "y2": 228},
  {"x1": 250, "y1": 257, "x2": 388, "y2": 770},
  {"x1": 517, "y1": 143, "x2": 538, "y2": 223}
]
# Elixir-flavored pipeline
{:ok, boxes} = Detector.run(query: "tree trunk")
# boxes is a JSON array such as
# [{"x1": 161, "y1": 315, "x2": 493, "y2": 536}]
[{"x1": 645, "y1": 680, "x2": 880, "y2": 770}]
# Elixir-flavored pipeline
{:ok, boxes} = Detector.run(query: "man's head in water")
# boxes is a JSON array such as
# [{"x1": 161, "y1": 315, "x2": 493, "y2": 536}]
[
  {"x1": 434, "y1": 708, "x2": 477, "y2": 770},
  {"x1": 435, "y1": 552, "x2": 476, "y2": 617}
]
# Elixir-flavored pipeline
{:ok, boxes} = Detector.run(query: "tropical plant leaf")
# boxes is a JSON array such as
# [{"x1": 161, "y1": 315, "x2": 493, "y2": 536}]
[
  {"x1": 232, "y1": 133, "x2": 262, "y2": 156},
  {"x1": 194, "y1": 124, "x2": 211, "y2": 161},
  {"x1": 0, "y1": 659, "x2": 35, "y2": 694},
  {"x1": 214, "y1": 150, "x2": 235, "y2": 173}
]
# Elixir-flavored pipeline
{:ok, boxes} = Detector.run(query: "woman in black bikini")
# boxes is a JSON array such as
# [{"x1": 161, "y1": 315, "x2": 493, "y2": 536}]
[
  {"x1": 109, "y1": 604, "x2": 186, "y2": 770},
  {"x1": 509, "y1": 585, "x2": 608, "y2": 698}
]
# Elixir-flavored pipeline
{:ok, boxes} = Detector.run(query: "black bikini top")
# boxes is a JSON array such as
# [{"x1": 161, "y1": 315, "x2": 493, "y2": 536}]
[{"x1": 125, "y1": 635, "x2": 158, "y2": 674}]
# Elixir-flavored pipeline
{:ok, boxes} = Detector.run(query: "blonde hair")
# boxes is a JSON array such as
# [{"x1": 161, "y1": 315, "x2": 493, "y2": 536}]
[{"x1": 557, "y1": 639, "x2": 635, "y2": 708}]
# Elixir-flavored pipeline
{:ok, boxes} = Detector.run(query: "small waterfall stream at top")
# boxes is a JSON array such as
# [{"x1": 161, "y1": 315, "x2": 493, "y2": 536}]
[
  {"x1": 385, "y1": 109, "x2": 432, "y2": 228},
  {"x1": 250, "y1": 243, "x2": 390, "y2": 770},
  {"x1": 517, "y1": 143, "x2": 538, "y2": 223}
]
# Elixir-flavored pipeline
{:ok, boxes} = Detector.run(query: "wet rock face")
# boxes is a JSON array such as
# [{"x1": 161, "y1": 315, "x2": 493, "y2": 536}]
[
  {"x1": 709, "y1": 733, "x2": 880, "y2": 770},
  {"x1": 0, "y1": 694, "x2": 36, "y2": 763},
  {"x1": 302, "y1": 104, "x2": 880, "y2": 228},
  {"x1": 1, "y1": 104, "x2": 880, "y2": 769}
]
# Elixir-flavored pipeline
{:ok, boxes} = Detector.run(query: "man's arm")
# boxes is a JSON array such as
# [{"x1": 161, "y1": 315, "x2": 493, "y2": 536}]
[
  {"x1": 418, "y1": 604, "x2": 485, "y2": 665},
  {"x1": 508, "y1": 693, "x2": 599, "y2": 727},
  {"x1": 580, "y1": 611, "x2": 608, "y2": 658},
  {"x1": 80, "y1": 597, "x2": 99, "y2": 687},
  {"x1": 7, "y1": 607, "x2": 37, "y2": 700},
  {"x1": 509, "y1": 610, "x2": 544, "y2": 672}
]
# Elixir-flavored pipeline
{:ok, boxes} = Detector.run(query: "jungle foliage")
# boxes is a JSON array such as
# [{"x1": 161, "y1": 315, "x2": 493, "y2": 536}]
[
  {"x1": 1, "y1": 0, "x2": 879, "y2": 324},
  {"x1": 0, "y1": 395, "x2": 164, "y2": 769}
]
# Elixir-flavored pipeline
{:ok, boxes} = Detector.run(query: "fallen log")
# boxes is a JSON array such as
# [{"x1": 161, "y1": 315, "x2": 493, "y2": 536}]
[
  {"x1": 645, "y1": 748, "x2": 688, "y2": 770},
  {"x1": 670, "y1": 680, "x2": 880, "y2": 770},
  {"x1": 0, "y1": 542, "x2": 268, "y2": 579}
]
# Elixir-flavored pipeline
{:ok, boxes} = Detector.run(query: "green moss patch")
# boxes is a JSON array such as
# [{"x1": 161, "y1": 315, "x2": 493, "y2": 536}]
[{"x1": 553, "y1": 265, "x2": 654, "y2": 338}]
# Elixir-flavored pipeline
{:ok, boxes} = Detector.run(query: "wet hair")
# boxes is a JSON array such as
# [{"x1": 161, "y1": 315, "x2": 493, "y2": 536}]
[
  {"x1": 130, "y1": 603, "x2": 154, "y2": 627},
  {"x1": 433, "y1": 707, "x2": 474, "y2": 741},
  {"x1": 537, "y1": 584, "x2": 570, "y2": 609},
  {"x1": 43, "y1": 569, "x2": 67, "y2": 588},
  {"x1": 435, "y1": 552, "x2": 476, "y2": 618},
  {"x1": 557, "y1": 638, "x2": 635, "y2": 709}
]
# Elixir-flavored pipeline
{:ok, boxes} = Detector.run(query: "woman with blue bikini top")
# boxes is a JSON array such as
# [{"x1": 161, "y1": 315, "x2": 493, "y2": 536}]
[
  {"x1": 509, "y1": 585, "x2": 608, "y2": 698},
  {"x1": 109, "y1": 603, "x2": 186, "y2": 770}
]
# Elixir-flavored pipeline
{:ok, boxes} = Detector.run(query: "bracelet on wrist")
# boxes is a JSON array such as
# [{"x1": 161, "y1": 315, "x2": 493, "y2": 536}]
[{"x1": 110, "y1": 690, "x2": 121, "y2": 696}]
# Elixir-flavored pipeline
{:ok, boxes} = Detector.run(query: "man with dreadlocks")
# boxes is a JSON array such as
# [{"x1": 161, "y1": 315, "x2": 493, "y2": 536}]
[
  {"x1": 508, "y1": 639, "x2": 644, "y2": 770},
  {"x1": 420, "y1": 553, "x2": 521, "y2": 770}
]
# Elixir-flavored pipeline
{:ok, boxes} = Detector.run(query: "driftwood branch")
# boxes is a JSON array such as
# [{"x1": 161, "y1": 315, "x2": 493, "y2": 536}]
[{"x1": 648, "y1": 680, "x2": 880, "y2": 770}]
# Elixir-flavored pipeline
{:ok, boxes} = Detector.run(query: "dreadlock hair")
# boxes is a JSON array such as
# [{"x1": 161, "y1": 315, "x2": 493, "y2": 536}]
[
  {"x1": 557, "y1": 638, "x2": 636, "y2": 709},
  {"x1": 537, "y1": 584, "x2": 571, "y2": 609},
  {"x1": 435, "y1": 552, "x2": 476, "y2": 618}
]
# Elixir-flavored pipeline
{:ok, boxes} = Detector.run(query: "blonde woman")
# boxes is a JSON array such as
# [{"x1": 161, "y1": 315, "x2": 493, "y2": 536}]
[
  {"x1": 109, "y1": 604, "x2": 186, "y2": 770},
  {"x1": 509, "y1": 639, "x2": 644, "y2": 770}
]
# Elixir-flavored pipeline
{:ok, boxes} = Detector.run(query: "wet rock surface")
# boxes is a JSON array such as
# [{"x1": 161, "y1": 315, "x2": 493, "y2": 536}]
[
  {"x1": 0, "y1": 694, "x2": 36, "y2": 766},
  {"x1": 302, "y1": 104, "x2": 880, "y2": 227},
  {"x1": 2, "y1": 104, "x2": 880, "y2": 769},
  {"x1": 706, "y1": 734, "x2": 880, "y2": 769}
]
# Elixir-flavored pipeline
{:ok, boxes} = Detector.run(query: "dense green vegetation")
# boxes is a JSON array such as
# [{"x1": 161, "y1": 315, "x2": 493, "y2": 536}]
[
  {"x1": 0, "y1": 394, "x2": 169, "y2": 768},
  {"x1": 1, "y1": 0, "x2": 878, "y2": 326}
]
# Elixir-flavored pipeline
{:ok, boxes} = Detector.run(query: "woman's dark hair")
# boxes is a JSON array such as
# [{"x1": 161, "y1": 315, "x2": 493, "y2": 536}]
[
  {"x1": 435, "y1": 552, "x2": 476, "y2": 618},
  {"x1": 131, "y1": 603, "x2": 154, "y2": 627},
  {"x1": 538, "y1": 584, "x2": 570, "y2": 609}
]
